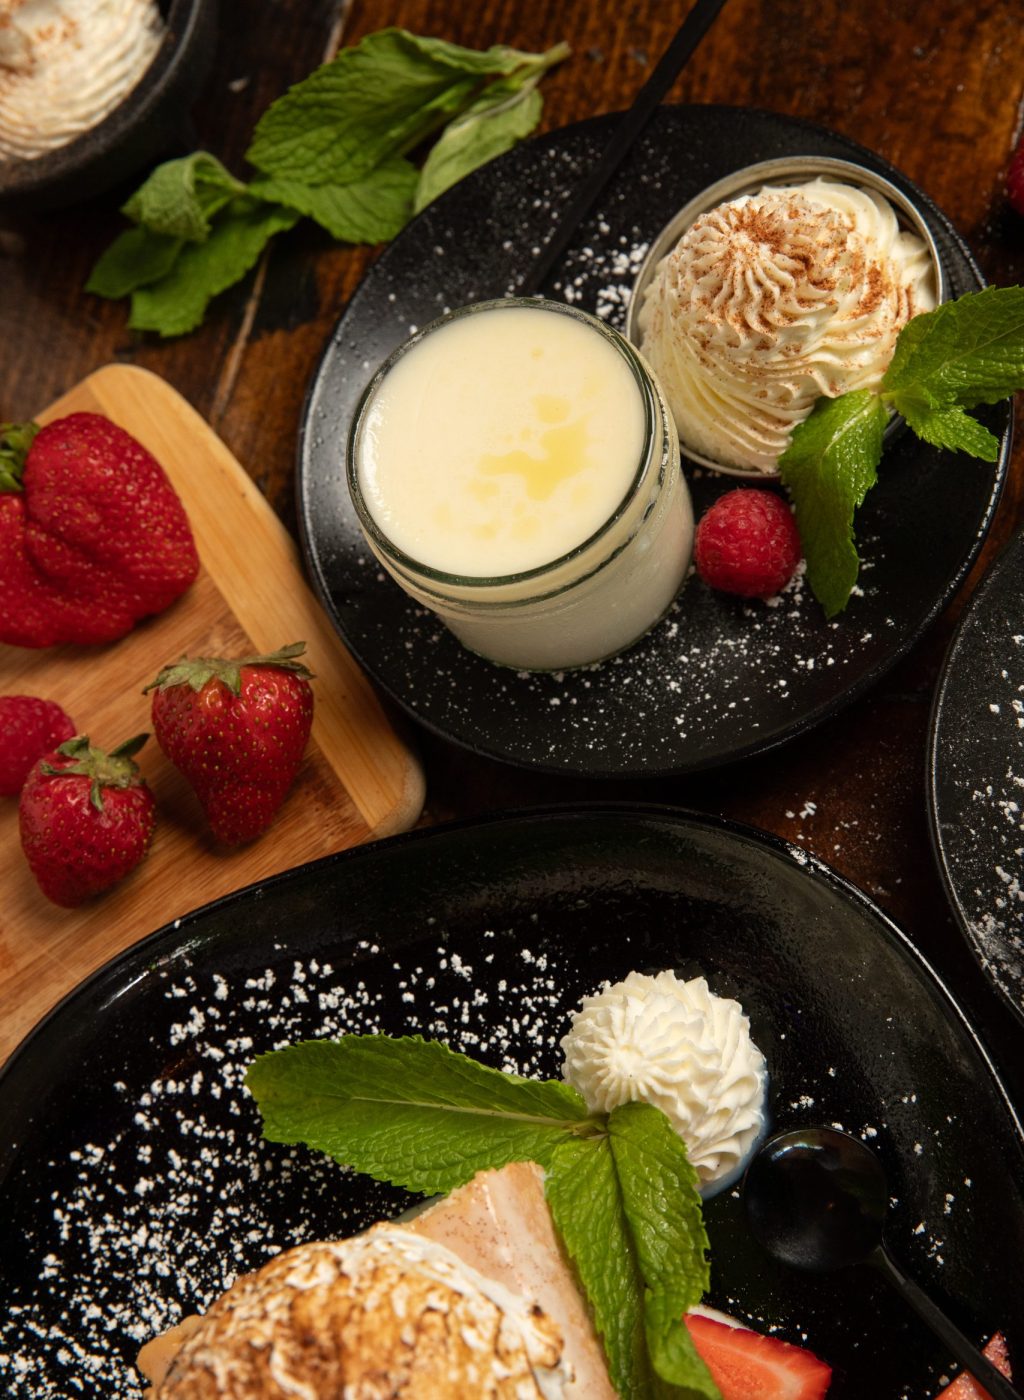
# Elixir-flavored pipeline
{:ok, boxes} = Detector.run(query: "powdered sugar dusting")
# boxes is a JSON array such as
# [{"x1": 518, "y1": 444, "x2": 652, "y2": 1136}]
[
  {"x1": 932, "y1": 535, "x2": 1024, "y2": 1013},
  {"x1": 0, "y1": 936, "x2": 575, "y2": 1398}
]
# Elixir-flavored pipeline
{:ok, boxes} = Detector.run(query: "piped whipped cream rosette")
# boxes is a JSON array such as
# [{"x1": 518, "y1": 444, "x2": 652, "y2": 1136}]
[
  {"x1": 560, "y1": 969, "x2": 767, "y2": 1187},
  {"x1": 637, "y1": 178, "x2": 937, "y2": 474},
  {"x1": 0, "y1": 0, "x2": 164, "y2": 162}
]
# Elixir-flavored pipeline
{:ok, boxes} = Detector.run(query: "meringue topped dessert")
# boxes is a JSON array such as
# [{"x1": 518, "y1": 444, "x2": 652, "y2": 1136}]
[
  {"x1": 636, "y1": 176, "x2": 938, "y2": 474},
  {"x1": 561, "y1": 970, "x2": 767, "y2": 1189},
  {"x1": 0, "y1": 0, "x2": 164, "y2": 162}
]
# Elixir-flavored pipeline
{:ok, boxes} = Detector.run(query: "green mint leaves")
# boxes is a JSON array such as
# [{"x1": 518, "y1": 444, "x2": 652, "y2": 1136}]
[
  {"x1": 246, "y1": 1035, "x2": 718, "y2": 1400},
  {"x1": 780, "y1": 286, "x2": 1024, "y2": 617},
  {"x1": 247, "y1": 1035, "x2": 596, "y2": 1194},
  {"x1": 86, "y1": 29, "x2": 568, "y2": 337},
  {"x1": 777, "y1": 390, "x2": 888, "y2": 620}
]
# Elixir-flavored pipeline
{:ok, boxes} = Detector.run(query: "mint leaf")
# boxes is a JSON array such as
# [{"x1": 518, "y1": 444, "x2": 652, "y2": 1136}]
[
  {"x1": 609, "y1": 1103, "x2": 716, "y2": 1396},
  {"x1": 252, "y1": 157, "x2": 418, "y2": 244},
  {"x1": 128, "y1": 198, "x2": 298, "y2": 337},
  {"x1": 545, "y1": 1135, "x2": 654, "y2": 1399},
  {"x1": 246, "y1": 1036, "x2": 594, "y2": 1195},
  {"x1": 85, "y1": 226, "x2": 183, "y2": 299},
  {"x1": 122, "y1": 152, "x2": 246, "y2": 242},
  {"x1": 899, "y1": 399, "x2": 1001, "y2": 461},
  {"x1": 546, "y1": 1113, "x2": 719, "y2": 1400},
  {"x1": 415, "y1": 75, "x2": 543, "y2": 213},
  {"x1": 246, "y1": 28, "x2": 560, "y2": 186},
  {"x1": 882, "y1": 285, "x2": 1024, "y2": 411},
  {"x1": 778, "y1": 389, "x2": 888, "y2": 617}
]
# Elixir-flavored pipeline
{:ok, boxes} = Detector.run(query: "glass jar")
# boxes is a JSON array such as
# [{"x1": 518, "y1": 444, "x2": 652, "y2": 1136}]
[{"x1": 347, "y1": 298, "x2": 693, "y2": 672}]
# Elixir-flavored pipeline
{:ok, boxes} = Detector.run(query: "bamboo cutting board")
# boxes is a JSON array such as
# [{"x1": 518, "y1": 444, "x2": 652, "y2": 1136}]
[{"x1": 0, "y1": 365, "x2": 425, "y2": 1064}]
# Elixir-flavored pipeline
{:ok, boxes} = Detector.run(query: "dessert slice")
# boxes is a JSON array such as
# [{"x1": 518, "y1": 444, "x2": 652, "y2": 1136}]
[{"x1": 407, "y1": 1160, "x2": 617, "y2": 1398}]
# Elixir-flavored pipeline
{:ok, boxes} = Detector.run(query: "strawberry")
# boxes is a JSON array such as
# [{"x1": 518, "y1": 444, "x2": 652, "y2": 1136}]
[
  {"x1": 146, "y1": 642, "x2": 314, "y2": 845},
  {"x1": 0, "y1": 413, "x2": 199, "y2": 648},
  {"x1": 19, "y1": 734, "x2": 155, "y2": 907},
  {"x1": 937, "y1": 1332, "x2": 1012, "y2": 1398},
  {"x1": 685, "y1": 1313, "x2": 832, "y2": 1399},
  {"x1": 0, "y1": 695, "x2": 76, "y2": 796},
  {"x1": 694, "y1": 489, "x2": 802, "y2": 599}
]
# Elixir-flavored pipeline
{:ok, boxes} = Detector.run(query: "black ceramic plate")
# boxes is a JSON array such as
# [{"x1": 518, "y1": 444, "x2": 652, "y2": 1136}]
[
  {"x1": 929, "y1": 530, "x2": 1024, "y2": 1030},
  {"x1": 298, "y1": 105, "x2": 1010, "y2": 779},
  {"x1": 1, "y1": 806, "x2": 1021, "y2": 1398}
]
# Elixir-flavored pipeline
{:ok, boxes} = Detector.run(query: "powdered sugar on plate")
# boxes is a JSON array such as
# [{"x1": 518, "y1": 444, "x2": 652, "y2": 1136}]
[{"x1": 931, "y1": 534, "x2": 1024, "y2": 1016}]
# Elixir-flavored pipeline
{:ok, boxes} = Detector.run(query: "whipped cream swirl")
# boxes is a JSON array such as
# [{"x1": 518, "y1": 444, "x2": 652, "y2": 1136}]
[
  {"x1": 637, "y1": 178, "x2": 937, "y2": 473},
  {"x1": 0, "y1": 0, "x2": 164, "y2": 162},
  {"x1": 561, "y1": 970, "x2": 767, "y2": 1187}
]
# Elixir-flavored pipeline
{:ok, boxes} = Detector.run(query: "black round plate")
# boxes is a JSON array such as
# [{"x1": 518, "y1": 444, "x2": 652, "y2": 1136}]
[
  {"x1": 929, "y1": 530, "x2": 1024, "y2": 1030},
  {"x1": 1, "y1": 806, "x2": 1021, "y2": 1398},
  {"x1": 298, "y1": 105, "x2": 1009, "y2": 779}
]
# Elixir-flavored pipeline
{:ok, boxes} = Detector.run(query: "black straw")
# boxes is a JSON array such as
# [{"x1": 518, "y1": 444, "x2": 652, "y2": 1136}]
[{"x1": 517, "y1": 0, "x2": 731, "y2": 298}]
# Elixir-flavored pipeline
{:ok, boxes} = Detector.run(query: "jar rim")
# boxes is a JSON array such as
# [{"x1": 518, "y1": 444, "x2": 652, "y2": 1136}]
[{"x1": 346, "y1": 297, "x2": 659, "y2": 590}]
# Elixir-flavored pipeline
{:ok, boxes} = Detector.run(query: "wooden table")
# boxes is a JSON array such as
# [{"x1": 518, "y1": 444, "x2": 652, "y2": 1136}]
[{"x1": 2, "y1": 1, "x2": 1023, "y2": 1099}]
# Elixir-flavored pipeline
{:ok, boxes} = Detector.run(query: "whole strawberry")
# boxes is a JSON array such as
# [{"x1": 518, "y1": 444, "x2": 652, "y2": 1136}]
[
  {"x1": 146, "y1": 642, "x2": 314, "y2": 845},
  {"x1": 0, "y1": 413, "x2": 199, "y2": 648},
  {"x1": 694, "y1": 488, "x2": 802, "y2": 599},
  {"x1": 0, "y1": 695, "x2": 76, "y2": 796},
  {"x1": 19, "y1": 734, "x2": 155, "y2": 907}
]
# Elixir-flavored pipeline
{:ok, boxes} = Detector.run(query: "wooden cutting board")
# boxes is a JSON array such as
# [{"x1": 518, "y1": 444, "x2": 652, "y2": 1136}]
[{"x1": 0, "y1": 365, "x2": 425, "y2": 1064}]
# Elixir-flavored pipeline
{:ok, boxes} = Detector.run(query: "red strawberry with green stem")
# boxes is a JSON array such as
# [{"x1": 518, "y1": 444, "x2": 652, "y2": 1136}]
[
  {"x1": 19, "y1": 734, "x2": 156, "y2": 907},
  {"x1": 145, "y1": 642, "x2": 314, "y2": 845},
  {"x1": 0, "y1": 413, "x2": 199, "y2": 648},
  {"x1": 0, "y1": 695, "x2": 76, "y2": 796}
]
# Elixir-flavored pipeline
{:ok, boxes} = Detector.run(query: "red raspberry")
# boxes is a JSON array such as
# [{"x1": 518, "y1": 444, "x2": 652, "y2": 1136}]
[
  {"x1": 694, "y1": 488, "x2": 802, "y2": 599},
  {"x1": 1008, "y1": 131, "x2": 1024, "y2": 217},
  {"x1": 0, "y1": 695, "x2": 76, "y2": 796}
]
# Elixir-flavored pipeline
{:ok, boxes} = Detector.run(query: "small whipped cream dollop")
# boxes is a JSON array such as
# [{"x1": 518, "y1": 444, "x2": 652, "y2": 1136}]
[
  {"x1": 0, "y1": 0, "x2": 164, "y2": 163},
  {"x1": 637, "y1": 178, "x2": 937, "y2": 473},
  {"x1": 561, "y1": 970, "x2": 767, "y2": 1187}
]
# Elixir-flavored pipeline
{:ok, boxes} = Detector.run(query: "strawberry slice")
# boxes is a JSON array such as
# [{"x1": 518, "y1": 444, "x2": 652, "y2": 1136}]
[
  {"x1": 686, "y1": 1314, "x2": 832, "y2": 1399},
  {"x1": 936, "y1": 1333, "x2": 1012, "y2": 1398}
]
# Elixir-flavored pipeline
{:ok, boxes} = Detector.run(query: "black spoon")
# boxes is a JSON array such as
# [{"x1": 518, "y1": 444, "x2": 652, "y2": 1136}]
[{"x1": 743, "y1": 1127, "x2": 1018, "y2": 1399}]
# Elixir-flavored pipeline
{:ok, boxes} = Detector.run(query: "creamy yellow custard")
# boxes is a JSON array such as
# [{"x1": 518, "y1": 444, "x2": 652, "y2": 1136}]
[
  {"x1": 349, "y1": 299, "x2": 693, "y2": 670},
  {"x1": 357, "y1": 303, "x2": 648, "y2": 577}
]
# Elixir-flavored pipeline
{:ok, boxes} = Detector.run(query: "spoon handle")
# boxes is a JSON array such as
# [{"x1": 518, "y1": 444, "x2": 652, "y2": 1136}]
[{"x1": 873, "y1": 1247, "x2": 1020, "y2": 1399}]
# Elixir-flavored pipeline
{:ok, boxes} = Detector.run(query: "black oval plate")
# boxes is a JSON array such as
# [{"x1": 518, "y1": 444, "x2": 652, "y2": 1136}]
[
  {"x1": 1, "y1": 806, "x2": 1021, "y2": 1398},
  {"x1": 298, "y1": 105, "x2": 1009, "y2": 779},
  {"x1": 929, "y1": 529, "x2": 1024, "y2": 1030}
]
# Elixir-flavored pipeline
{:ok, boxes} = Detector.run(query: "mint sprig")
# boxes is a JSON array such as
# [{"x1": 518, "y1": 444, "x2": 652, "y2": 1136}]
[
  {"x1": 86, "y1": 29, "x2": 569, "y2": 337},
  {"x1": 246, "y1": 1035, "x2": 719, "y2": 1400},
  {"x1": 779, "y1": 285, "x2": 1024, "y2": 617}
]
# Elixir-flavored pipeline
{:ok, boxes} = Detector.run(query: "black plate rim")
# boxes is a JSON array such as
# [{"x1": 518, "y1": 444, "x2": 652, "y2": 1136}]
[
  {"x1": 3, "y1": 801, "x2": 1022, "y2": 1164},
  {"x1": 926, "y1": 531, "x2": 1024, "y2": 1034},
  {"x1": 295, "y1": 103, "x2": 1011, "y2": 782}
]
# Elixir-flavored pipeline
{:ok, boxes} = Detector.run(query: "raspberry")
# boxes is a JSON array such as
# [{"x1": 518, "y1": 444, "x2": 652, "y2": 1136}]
[
  {"x1": 694, "y1": 488, "x2": 802, "y2": 599},
  {"x1": 1008, "y1": 132, "x2": 1024, "y2": 217},
  {"x1": 0, "y1": 696, "x2": 76, "y2": 796}
]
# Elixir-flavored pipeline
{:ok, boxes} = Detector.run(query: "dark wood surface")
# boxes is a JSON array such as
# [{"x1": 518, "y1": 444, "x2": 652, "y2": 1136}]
[{"x1": 3, "y1": 1, "x2": 1023, "y2": 1097}]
